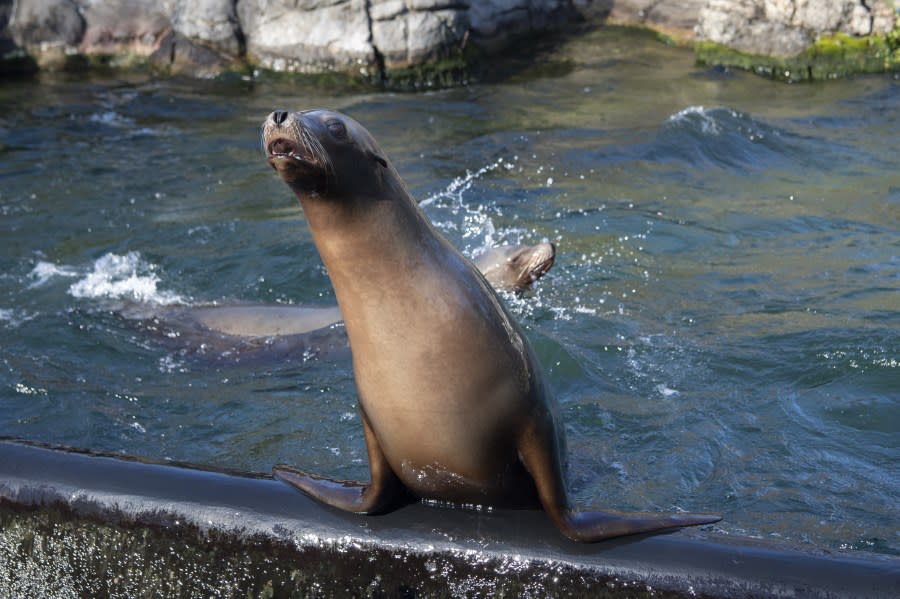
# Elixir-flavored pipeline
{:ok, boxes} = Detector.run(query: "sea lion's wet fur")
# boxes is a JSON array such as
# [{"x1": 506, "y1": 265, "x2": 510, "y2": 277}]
[{"x1": 263, "y1": 108, "x2": 721, "y2": 542}]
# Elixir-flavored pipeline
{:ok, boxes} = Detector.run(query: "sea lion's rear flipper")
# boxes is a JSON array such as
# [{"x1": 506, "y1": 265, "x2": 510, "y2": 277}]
[
  {"x1": 274, "y1": 408, "x2": 409, "y2": 514},
  {"x1": 517, "y1": 415, "x2": 721, "y2": 542},
  {"x1": 272, "y1": 465, "x2": 404, "y2": 514},
  {"x1": 548, "y1": 509, "x2": 722, "y2": 542}
]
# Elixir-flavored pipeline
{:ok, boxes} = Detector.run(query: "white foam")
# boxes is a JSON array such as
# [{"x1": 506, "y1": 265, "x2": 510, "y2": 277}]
[
  {"x1": 68, "y1": 252, "x2": 185, "y2": 305},
  {"x1": 28, "y1": 261, "x2": 79, "y2": 288},
  {"x1": 0, "y1": 308, "x2": 36, "y2": 328},
  {"x1": 0, "y1": 308, "x2": 17, "y2": 326},
  {"x1": 667, "y1": 105, "x2": 723, "y2": 135},
  {"x1": 88, "y1": 111, "x2": 135, "y2": 128},
  {"x1": 656, "y1": 384, "x2": 681, "y2": 398}
]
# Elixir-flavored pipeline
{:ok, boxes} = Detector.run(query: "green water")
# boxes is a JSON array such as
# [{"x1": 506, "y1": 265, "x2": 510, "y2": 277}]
[{"x1": 1, "y1": 29, "x2": 897, "y2": 556}]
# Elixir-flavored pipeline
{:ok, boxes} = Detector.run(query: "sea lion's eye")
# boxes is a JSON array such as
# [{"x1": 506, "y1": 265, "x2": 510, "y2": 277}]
[{"x1": 326, "y1": 119, "x2": 347, "y2": 139}]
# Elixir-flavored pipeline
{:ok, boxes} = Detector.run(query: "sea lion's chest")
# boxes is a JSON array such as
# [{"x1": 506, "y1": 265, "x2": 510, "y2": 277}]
[{"x1": 341, "y1": 264, "x2": 535, "y2": 476}]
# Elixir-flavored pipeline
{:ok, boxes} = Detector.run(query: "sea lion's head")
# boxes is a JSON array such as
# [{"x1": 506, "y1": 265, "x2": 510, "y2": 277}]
[
  {"x1": 477, "y1": 243, "x2": 556, "y2": 292},
  {"x1": 508, "y1": 242, "x2": 556, "y2": 290},
  {"x1": 262, "y1": 109, "x2": 390, "y2": 198}
]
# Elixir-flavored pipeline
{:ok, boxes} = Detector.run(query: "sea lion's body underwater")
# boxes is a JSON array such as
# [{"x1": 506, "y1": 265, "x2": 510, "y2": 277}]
[{"x1": 262, "y1": 108, "x2": 721, "y2": 542}]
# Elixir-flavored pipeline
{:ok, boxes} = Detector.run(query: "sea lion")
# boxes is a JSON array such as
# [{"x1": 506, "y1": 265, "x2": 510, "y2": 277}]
[{"x1": 263, "y1": 108, "x2": 721, "y2": 542}]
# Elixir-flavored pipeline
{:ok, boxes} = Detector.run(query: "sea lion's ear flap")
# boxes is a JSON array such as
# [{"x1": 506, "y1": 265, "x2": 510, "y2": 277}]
[{"x1": 369, "y1": 151, "x2": 388, "y2": 168}]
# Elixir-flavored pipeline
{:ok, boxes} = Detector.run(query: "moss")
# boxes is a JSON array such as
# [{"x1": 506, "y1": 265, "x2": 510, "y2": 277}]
[
  {"x1": 380, "y1": 52, "x2": 473, "y2": 90},
  {"x1": 696, "y1": 25, "x2": 900, "y2": 82}
]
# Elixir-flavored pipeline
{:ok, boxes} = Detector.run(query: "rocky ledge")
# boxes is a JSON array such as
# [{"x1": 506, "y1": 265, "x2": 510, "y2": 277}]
[
  {"x1": 1, "y1": 1, "x2": 898, "y2": 83},
  {"x1": 695, "y1": 0, "x2": 900, "y2": 81}
]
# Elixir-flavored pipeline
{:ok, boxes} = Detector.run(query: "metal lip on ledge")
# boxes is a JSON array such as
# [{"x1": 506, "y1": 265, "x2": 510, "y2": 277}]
[{"x1": 1, "y1": 438, "x2": 897, "y2": 598}]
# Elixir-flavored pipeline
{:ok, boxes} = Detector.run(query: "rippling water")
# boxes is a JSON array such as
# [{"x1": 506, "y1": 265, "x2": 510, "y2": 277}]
[{"x1": 1, "y1": 29, "x2": 897, "y2": 556}]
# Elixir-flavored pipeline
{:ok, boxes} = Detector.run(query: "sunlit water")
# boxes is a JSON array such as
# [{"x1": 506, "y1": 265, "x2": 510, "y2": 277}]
[{"x1": 1, "y1": 29, "x2": 897, "y2": 557}]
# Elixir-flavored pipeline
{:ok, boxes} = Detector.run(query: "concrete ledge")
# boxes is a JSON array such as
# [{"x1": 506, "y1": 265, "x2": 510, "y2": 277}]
[{"x1": 1, "y1": 439, "x2": 897, "y2": 598}]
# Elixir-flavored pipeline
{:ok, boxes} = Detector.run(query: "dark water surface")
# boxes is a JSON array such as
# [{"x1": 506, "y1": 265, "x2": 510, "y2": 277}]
[{"x1": 1, "y1": 29, "x2": 897, "y2": 557}]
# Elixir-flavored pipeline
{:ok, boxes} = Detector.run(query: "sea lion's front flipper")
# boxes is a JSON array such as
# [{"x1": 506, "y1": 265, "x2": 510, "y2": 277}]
[
  {"x1": 517, "y1": 415, "x2": 721, "y2": 542},
  {"x1": 274, "y1": 411, "x2": 408, "y2": 514}
]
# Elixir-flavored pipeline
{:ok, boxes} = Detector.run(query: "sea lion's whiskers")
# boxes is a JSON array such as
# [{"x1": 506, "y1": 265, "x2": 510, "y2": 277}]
[
  {"x1": 259, "y1": 124, "x2": 268, "y2": 156},
  {"x1": 297, "y1": 122, "x2": 332, "y2": 175}
]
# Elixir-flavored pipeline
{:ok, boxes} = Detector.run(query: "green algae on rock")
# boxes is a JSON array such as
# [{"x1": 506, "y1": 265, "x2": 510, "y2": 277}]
[{"x1": 696, "y1": 26, "x2": 900, "y2": 82}]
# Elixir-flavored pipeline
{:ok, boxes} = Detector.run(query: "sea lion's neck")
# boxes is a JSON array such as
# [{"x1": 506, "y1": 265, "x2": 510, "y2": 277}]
[{"x1": 295, "y1": 187, "x2": 449, "y2": 299}]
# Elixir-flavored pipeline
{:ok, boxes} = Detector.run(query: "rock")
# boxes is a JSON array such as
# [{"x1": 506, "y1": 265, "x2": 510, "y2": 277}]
[
  {"x1": 469, "y1": 0, "x2": 570, "y2": 41},
  {"x1": 1, "y1": 0, "x2": 896, "y2": 81},
  {"x1": 371, "y1": 1, "x2": 467, "y2": 68},
  {"x1": 76, "y1": 0, "x2": 238, "y2": 74},
  {"x1": 696, "y1": 0, "x2": 898, "y2": 58},
  {"x1": 78, "y1": 0, "x2": 170, "y2": 58},
  {"x1": 171, "y1": 0, "x2": 243, "y2": 56},
  {"x1": 696, "y1": 0, "x2": 811, "y2": 57},
  {"x1": 7, "y1": 0, "x2": 84, "y2": 51},
  {"x1": 237, "y1": 1, "x2": 574, "y2": 73},
  {"x1": 0, "y1": 0, "x2": 36, "y2": 73},
  {"x1": 149, "y1": 29, "x2": 240, "y2": 76},
  {"x1": 575, "y1": 0, "x2": 706, "y2": 39},
  {"x1": 237, "y1": 0, "x2": 376, "y2": 74}
]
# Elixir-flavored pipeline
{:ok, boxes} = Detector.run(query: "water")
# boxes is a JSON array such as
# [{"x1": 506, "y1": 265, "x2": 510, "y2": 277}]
[{"x1": 1, "y1": 28, "x2": 897, "y2": 557}]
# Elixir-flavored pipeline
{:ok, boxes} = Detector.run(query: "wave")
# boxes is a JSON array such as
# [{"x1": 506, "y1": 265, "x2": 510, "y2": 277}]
[{"x1": 651, "y1": 105, "x2": 795, "y2": 170}]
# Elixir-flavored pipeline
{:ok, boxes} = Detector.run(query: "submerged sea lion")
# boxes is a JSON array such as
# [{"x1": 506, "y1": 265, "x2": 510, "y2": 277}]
[
  {"x1": 263, "y1": 108, "x2": 720, "y2": 541},
  {"x1": 116, "y1": 243, "x2": 553, "y2": 361},
  {"x1": 117, "y1": 301, "x2": 349, "y2": 363}
]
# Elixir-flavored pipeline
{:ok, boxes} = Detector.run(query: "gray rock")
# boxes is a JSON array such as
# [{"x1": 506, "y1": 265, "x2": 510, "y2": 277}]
[
  {"x1": 171, "y1": 0, "x2": 243, "y2": 56},
  {"x1": 372, "y1": 6, "x2": 467, "y2": 68},
  {"x1": 238, "y1": 0, "x2": 376, "y2": 73},
  {"x1": 77, "y1": 0, "x2": 242, "y2": 59},
  {"x1": 371, "y1": 1, "x2": 467, "y2": 68},
  {"x1": 8, "y1": 0, "x2": 84, "y2": 49},
  {"x1": 78, "y1": 0, "x2": 170, "y2": 56},
  {"x1": 237, "y1": 0, "x2": 575, "y2": 73},
  {"x1": 696, "y1": 0, "x2": 897, "y2": 57},
  {"x1": 696, "y1": 0, "x2": 812, "y2": 56},
  {"x1": 3, "y1": 0, "x2": 896, "y2": 78},
  {"x1": 149, "y1": 29, "x2": 239, "y2": 75},
  {"x1": 574, "y1": 0, "x2": 705, "y2": 35},
  {"x1": 469, "y1": 0, "x2": 570, "y2": 41}
]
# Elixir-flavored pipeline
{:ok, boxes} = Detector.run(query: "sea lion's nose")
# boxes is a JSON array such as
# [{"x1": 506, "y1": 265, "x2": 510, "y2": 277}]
[{"x1": 272, "y1": 110, "x2": 289, "y2": 125}]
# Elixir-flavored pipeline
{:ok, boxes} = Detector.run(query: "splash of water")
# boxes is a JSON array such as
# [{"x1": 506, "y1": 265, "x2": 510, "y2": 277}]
[{"x1": 67, "y1": 252, "x2": 186, "y2": 305}]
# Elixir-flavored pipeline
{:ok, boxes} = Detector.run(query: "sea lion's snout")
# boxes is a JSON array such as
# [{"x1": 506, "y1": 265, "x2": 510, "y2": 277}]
[{"x1": 263, "y1": 110, "x2": 332, "y2": 188}]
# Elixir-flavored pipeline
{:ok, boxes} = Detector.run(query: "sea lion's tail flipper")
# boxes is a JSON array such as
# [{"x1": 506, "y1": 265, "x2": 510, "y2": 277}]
[{"x1": 517, "y1": 415, "x2": 721, "y2": 542}]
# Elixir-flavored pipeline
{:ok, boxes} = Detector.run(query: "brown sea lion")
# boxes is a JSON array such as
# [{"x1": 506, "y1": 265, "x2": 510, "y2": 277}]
[{"x1": 263, "y1": 108, "x2": 720, "y2": 542}]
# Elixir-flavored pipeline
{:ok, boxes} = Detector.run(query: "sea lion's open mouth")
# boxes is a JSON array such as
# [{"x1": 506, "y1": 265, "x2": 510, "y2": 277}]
[{"x1": 266, "y1": 138, "x2": 320, "y2": 166}]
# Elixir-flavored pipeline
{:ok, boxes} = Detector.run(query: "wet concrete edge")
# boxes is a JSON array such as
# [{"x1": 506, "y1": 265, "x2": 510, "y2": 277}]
[{"x1": 1, "y1": 438, "x2": 897, "y2": 598}]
